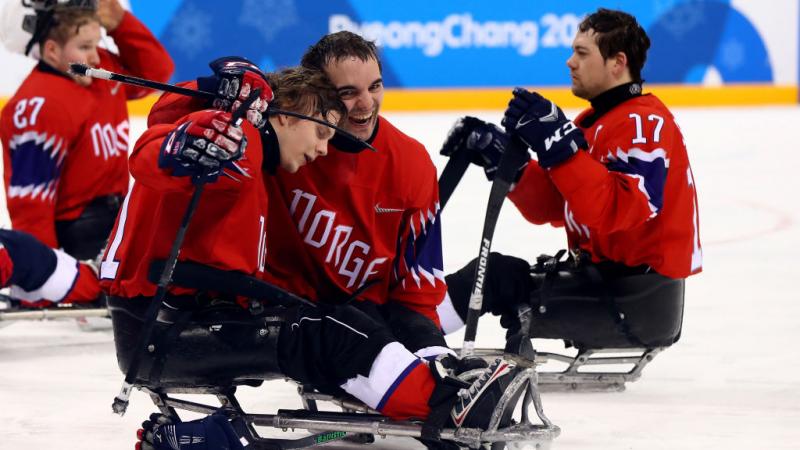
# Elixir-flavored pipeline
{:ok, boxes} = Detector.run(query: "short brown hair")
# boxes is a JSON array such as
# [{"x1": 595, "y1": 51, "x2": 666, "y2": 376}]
[
  {"x1": 267, "y1": 66, "x2": 346, "y2": 123},
  {"x1": 579, "y1": 8, "x2": 651, "y2": 83},
  {"x1": 44, "y1": 9, "x2": 98, "y2": 46},
  {"x1": 300, "y1": 31, "x2": 382, "y2": 74}
]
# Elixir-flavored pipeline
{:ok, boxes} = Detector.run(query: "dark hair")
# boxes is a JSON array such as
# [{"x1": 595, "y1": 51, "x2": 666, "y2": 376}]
[
  {"x1": 300, "y1": 31, "x2": 382, "y2": 74},
  {"x1": 579, "y1": 8, "x2": 651, "y2": 83},
  {"x1": 267, "y1": 66, "x2": 346, "y2": 123}
]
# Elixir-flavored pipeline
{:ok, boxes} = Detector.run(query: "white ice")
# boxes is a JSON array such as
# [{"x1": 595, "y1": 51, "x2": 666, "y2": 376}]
[{"x1": 1, "y1": 106, "x2": 799, "y2": 449}]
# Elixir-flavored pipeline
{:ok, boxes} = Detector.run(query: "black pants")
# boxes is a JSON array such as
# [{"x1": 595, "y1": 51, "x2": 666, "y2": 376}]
[
  {"x1": 108, "y1": 296, "x2": 438, "y2": 391},
  {"x1": 56, "y1": 195, "x2": 123, "y2": 260}
]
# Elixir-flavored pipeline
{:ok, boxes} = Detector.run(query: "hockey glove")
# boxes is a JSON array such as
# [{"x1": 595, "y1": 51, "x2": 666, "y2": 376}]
[
  {"x1": 136, "y1": 411, "x2": 245, "y2": 450},
  {"x1": 445, "y1": 252, "x2": 533, "y2": 319},
  {"x1": 159, "y1": 109, "x2": 247, "y2": 183},
  {"x1": 501, "y1": 88, "x2": 587, "y2": 168},
  {"x1": 441, "y1": 116, "x2": 529, "y2": 181},
  {"x1": 197, "y1": 56, "x2": 273, "y2": 129}
]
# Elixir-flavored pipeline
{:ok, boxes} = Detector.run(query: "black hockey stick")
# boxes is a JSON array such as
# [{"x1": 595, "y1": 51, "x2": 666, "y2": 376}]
[
  {"x1": 460, "y1": 138, "x2": 529, "y2": 358},
  {"x1": 110, "y1": 90, "x2": 261, "y2": 416},
  {"x1": 437, "y1": 146, "x2": 472, "y2": 210},
  {"x1": 68, "y1": 63, "x2": 377, "y2": 152},
  {"x1": 437, "y1": 117, "x2": 486, "y2": 209}
]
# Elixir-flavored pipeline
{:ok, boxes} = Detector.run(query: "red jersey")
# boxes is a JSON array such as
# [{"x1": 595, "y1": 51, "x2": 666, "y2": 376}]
[
  {"x1": 263, "y1": 117, "x2": 446, "y2": 324},
  {"x1": 99, "y1": 107, "x2": 267, "y2": 298},
  {"x1": 0, "y1": 12, "x2": 173, "y2": 248},
  {"x1": 508, "y1": 91, "x2": 702, "y2": 279}
]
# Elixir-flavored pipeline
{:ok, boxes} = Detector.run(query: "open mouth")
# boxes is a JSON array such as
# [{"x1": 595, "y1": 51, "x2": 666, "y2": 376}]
[{"x1": 349, "y1": 113, "x2": 372, "y2": 126}]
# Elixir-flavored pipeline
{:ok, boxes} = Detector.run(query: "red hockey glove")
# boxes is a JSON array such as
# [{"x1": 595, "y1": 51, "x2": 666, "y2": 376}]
[
  {"x1": 159, "y1": 109, "x2": 247, "y2": 183},
  {"x1": 197, "y1": 56, "x2": 274, "y2": 129}
]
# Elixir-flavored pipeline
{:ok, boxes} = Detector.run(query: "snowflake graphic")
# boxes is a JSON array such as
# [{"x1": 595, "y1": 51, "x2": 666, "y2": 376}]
[
  {"x1": 720, "y1": 39, "x2": 745, "y2": 70},
  {"x1": 169, "y1": 4, "x2": 213, "y2": 58},
  {"x1": 659, "y1": 1, "x2": 705, "y2": 40},
  {"x1": 238, "y1": 0, "x2": 299, "y2": 44}
]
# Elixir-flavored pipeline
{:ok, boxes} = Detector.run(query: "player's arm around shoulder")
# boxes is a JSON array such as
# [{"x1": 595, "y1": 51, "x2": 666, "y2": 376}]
[{"x1": 99, "y1": 0, "x2": 174, "y2": 98}]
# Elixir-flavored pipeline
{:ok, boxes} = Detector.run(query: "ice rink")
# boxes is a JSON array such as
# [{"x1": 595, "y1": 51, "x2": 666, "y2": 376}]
[{"x1": 1, "y1": 106, "x2": 799, "y2": 449}]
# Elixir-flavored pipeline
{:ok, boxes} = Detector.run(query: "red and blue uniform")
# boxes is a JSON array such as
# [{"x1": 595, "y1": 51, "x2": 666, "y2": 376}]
[
  {"x1": 509, "y1": 89, "x2": 702, "y2": 278},
  {"x1": 263, "y1": 117, "x2": 447, "y2": 325},
  {"x1": 99, "y1": 88, "x2": 440, "y2": 421},
  {"x1": 0, "y1": 11, "x2": 173, "y2": 249}
]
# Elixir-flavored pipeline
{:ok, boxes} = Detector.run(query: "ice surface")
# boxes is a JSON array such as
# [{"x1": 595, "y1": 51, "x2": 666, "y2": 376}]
[{"x1": 1, "y1": 106, "x2": 799, "y2": 449}]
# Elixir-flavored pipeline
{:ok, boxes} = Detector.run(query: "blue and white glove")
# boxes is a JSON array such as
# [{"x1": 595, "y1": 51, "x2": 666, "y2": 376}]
[
  {"x1": 501, "y1": 88, "x2": 587, "y2": 168},
  {"x1": 441, "y1": 116, "x2": 528, "y2": 181},
  {"x1": 136, "y1": 411, "x2": 245, "y2": 450}
]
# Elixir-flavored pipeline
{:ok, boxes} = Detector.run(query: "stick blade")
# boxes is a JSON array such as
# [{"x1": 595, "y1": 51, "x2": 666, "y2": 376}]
[{"x1": 68, "y1": 62, "x2": 89, "y2": 76}]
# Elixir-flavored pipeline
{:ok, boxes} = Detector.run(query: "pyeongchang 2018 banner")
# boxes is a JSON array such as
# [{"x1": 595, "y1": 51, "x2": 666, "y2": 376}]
[{"x1": 130, "y1": 0, "x2": 797, "y2": 89}]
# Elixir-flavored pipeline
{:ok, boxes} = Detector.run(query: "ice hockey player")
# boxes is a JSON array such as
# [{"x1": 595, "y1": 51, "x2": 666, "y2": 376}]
[
  {"x1": 0, "y1": 0, "x2": 173, "y2": 273},
  {"x1": 438, "y1": 8, "x2": 701, "y2": 349},
  {"x1": 263, "y1": 31, "x2": 451, "y2": 360},
  {"x1": 99, "y1": 58, "x2": 521, "y2": 450}
]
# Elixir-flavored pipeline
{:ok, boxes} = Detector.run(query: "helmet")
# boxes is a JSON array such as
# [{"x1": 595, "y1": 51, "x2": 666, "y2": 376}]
[{"x1": 8, "y1": 0, "x2": 98, "y2": 56}]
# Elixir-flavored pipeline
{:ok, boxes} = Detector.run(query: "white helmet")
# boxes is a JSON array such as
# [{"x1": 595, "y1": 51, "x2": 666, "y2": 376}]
[{"x1": 0, "y1": 0, "x2": 96, "y2": 57}]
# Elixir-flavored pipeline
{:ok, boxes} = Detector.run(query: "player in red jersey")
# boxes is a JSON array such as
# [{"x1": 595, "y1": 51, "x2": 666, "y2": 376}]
[
  {"x1": 0, "y1": 0, "x2": 173, "y2": 266},
  {"x1": 439, "y1": 8, "x2": 700, "y2": 348},
  {"x1": 100, "y1": 60, "x2": 522, "y2": 449},
  {"x1": 263, "y1": 31, "x2": 450, "y2": 359}
]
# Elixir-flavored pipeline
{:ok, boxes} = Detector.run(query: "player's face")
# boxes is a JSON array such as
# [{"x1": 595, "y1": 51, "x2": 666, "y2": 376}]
[
  {"x1": 49, "y1": 21, "x2": 102, "y2": 87},
  {"x1": 324, "y1": 56, "x2": 383, "y2": 141},
  {"x1": 566, "y1": 29, "x2": 615, "y2": 100},
  {"x1": 274, "y1": 110, "x2": 339, "y2": 173}
]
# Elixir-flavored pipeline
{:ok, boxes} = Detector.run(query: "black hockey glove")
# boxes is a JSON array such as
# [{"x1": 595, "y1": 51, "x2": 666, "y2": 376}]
[
  {"x1": 445, "y1": 252, "x2": 533, "y2": 319},
  {"x1": 502, "y1": 88, "x2": 587, "y2": 168},
  {"x1": 159, "y1": 109, "x2": 247, "y2": 183},
  {"x1": 440, "y1": 116, "x2": 529, "y2": 181},
  {"x1": 197, "y1": 56, "x2": 273, "y2": 129},
  {"x1": 136, "y1": 411, "x2": 245, "y2": 450}
]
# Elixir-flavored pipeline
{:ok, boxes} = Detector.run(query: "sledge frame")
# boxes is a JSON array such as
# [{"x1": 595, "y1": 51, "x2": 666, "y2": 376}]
[{"x1": 141, "y1": 357, "x2": 560, "y2": 449}]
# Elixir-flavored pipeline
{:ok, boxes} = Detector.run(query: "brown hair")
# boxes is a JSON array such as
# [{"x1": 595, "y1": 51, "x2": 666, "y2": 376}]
[
  {"x1": 44, "y1": 9, "x2": 98, "y2": 46},
  {"x1": 267, "y1": 66, "x2": 346, "y2": 123},
  {"x1": 300, "y1": 31, "x2": 382, "y2": 73},
  {"x1": 579, "y1": 8, "x2": 651, "y2": 83}
]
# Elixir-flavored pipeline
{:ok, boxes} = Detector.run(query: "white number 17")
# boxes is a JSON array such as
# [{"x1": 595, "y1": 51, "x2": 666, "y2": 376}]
[{"x1": 629, "y1": 113, "x2": 664, "y2": 145}]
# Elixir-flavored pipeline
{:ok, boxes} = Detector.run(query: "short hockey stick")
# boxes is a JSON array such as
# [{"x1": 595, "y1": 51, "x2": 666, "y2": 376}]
[
  {"x1": 111, "y1": 90, "x2": 261, "y2": 416},
  {"x1": 68, "y1": 63, "x2": 377, "y2": 152},
  {"x1": 460, "y1": 138, "x2": 529, "y2": 357}
]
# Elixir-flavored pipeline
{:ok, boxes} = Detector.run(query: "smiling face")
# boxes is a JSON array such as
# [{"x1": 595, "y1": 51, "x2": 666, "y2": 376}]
[
  {"x1": 323, "y1": 56, "x2": 383, "y2": 141},
  {"x1": 565, "y1": 29, "x2": 618, "y2": 100},
  {"x1": 272, "y1": 110, "x2": 339, "y2": 173}
]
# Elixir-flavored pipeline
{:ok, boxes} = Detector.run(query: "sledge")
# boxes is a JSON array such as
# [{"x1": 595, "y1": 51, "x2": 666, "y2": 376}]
[{"x1": 139, "y1": 351, "x2": 560, "y2": 450}]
